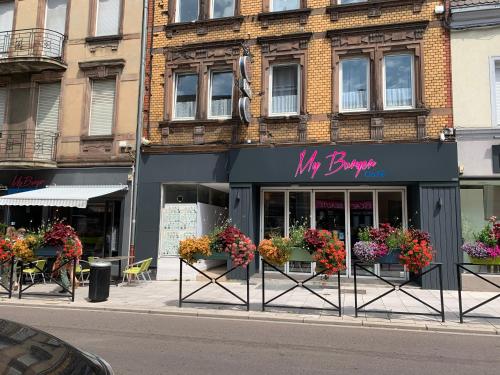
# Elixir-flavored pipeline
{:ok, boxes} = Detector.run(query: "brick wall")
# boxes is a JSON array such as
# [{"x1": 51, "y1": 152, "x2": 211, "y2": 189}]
[{"x1": 145, "y1": 1, "x2": 452, "y2": 148}]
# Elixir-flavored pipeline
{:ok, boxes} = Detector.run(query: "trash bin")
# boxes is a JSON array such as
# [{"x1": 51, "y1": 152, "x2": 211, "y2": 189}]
[{"x1": 88, "y1": 261, "x2": 111, "y2": 302}]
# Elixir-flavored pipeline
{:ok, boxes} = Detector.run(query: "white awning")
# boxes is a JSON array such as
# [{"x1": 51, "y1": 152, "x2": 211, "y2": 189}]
[{"x1": 0, "y1": 185, "x2": 128, "y2": 209}]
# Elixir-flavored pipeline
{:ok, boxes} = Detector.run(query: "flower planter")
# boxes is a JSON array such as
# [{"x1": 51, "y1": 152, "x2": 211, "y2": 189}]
[
  {"x1": 470, "y1": 257, "x2": 500, "y2": 266},
  {"x1": 193, "y1": 252, "x2": 229, "y2": 261},
  {"x1": 35, "y1": 246, "x2": 59, "y2": 257},
  {"x1": 377, "y1": 249, "x2": 401, "y2": 264},
  {"x1": 289, "y1": 247, "x2": 314, "y2": 262}
]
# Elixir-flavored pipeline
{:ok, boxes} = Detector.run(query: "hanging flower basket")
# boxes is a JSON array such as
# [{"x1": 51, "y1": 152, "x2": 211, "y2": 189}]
[
  {"x1": 194, "y1": 252, "x2": 229, "y2": 261},
  {"x1": 289, "y1": 247, "x2": 314, "y2": 262},
  {"x1": 462, "y1": 219, "x2": 500, "y2": 266},
  {"x1": 377, "y1": 248, "x2": 401, "y2": 264}
]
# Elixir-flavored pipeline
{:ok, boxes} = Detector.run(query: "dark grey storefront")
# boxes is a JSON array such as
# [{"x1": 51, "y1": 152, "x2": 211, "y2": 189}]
[
  {"x1": 136, "y1": 142, "x2": 462, "y2": 289},
  {"x1": 0, "y1": 167, "x2": 132, "y2": 258}
]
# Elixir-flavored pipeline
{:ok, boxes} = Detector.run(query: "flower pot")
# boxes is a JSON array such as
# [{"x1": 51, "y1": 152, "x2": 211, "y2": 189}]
[
  {"x1": 193, "y1": 252, "x2": 229, "y2": 261},
  {"x1": 377, "y1": 249, "x2": 401, "y2": 264},
  {"x1": 470, "y1": 257, "x2": 500, "y2": 266},
  {"x1": 289, "y1": 247, "x2": 314, "y2": 262},
  {"x1": 35, "y1": 246, "x2": 59, "y2": 257}
]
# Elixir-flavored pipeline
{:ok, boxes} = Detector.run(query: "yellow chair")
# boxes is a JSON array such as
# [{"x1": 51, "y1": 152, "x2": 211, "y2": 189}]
[
  {"x1": 76, "y1": 260, "x2": 91, "y2": 284},
  {"x1": 23, "y1": 259, "x2": 47, "y2": 284},
  {"x1": 122, "y1": 258, "x2": 153, "y2": 284}
]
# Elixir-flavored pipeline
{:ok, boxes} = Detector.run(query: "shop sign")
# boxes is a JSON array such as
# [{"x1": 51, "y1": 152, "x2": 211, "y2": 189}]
[
  {"x1": 10, "y1": 175, "x2": 46, "y2": 189},
  {"x1": 295, "y1": 150, "x2": 379, "y2": 180}
]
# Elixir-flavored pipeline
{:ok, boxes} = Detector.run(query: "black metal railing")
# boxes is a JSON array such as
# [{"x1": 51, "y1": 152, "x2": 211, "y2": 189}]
[
  {"x1": 0, "y1": 257, "x2": 15, "y2": 299},
  {"x1": 0, "y1": 129, "x2": 58, "y2": 162},
  {"x1": 0, "y1": 28, "x2": 65, "y2": 61}
]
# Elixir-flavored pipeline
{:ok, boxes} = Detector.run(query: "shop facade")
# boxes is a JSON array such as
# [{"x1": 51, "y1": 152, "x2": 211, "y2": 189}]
[
  {"x1": 136, "y1": 142, "x2": 462, "y2": 289},
  {"x1": 0, "y1": 167, "x2": 132, "y2": 259}
]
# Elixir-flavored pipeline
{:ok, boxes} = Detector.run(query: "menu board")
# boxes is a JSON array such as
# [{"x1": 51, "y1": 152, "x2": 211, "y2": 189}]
[{"x1": 159, "y1": 204, "x2": 197, "y2": 257}]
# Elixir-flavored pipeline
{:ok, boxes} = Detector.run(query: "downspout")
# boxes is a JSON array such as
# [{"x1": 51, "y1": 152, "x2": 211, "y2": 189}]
[{"x1": 128, "y1": 0, "x2": 150, "y2": 261}]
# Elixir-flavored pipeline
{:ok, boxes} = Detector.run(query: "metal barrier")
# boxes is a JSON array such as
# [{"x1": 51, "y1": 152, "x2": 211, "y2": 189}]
[
  {"x1": 18, "y1": 257, "x2": 76, "y2": 302},
  {"x1": 261, "y1": 260, "x2": 342, "y2": 315},
  {"x1": 457, "y1": 263, "x2": 500, "y2": 323},
  {"x1": 354, "y1": 262, "x2": 445, "y2": 322},
  {"x1": 179, "y1": 259, "x2": 250, "y2": 311},
  {"x1": 0, "y1": 258, "x2": 15, "y2": 298}
]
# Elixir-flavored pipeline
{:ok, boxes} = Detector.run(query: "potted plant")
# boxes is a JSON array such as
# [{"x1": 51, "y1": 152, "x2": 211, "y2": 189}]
[
  {"x1": 288, "y1": 224, "x2": 314, "y2": 262},
  {"x1": 462, "y1": 217, "x2": 500, "y2": 265},
  {"x1": 313, "y1": 234, "x2": 346, "y2": 276},
  {"x1": 179, "y1": 236, "x2": 212, "y2": 264},
  {"x1": 302, "y1": 229, "x2": 332, "y2": 262},
  {"x1": 355, "y1": 224, "x2": 401, "y2": 263},
  {"x1": 258, "y1": 236, "x2": 291, "y2": 266},
  {"x1": 0, "y1": 238, "x2": 13, "y2": 263}
]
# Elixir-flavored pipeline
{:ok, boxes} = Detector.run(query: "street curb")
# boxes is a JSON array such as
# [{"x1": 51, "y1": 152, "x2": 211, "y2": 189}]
[{"x1": 1, "y1": 301, "x2": 498, "y2": 336}]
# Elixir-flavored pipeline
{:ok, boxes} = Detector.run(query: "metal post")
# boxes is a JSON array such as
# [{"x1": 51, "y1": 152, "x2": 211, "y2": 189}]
[
  {"x1": 179, "y1": 258, "x2": 183, "y2": 308},
  {"x1": 18, "y1": 260, "x2": 23, "y2": 299},
  {"x1": 354, "y1": 262, "x2": 358, "y2": 317},
  {"x1": 71, "y1": 258, "x2": 76, "y2": 302},
  {"x1": 261, "y1": 261, "x2": 265, "y2": 312},
  {"x1": 457, "y1": 264, "x2": 463, "y2": 324},
  {"x1": 337, "y1": 270, "x2": 342, "y2": 317},
  {"x1": 246, "y1": 266, "x2": 250, "y2": 311},
  {"x1": 438, "y1": 264, "x2": 445, "y2": 322},
  {"x1": 8, "y1": 257, "x2": 14, "y2": 299}
]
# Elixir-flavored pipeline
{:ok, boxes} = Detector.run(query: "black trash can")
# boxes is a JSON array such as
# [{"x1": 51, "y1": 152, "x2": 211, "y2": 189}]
[{"x1": 88, "y1": 261, "x2": 111, "y2": 302}]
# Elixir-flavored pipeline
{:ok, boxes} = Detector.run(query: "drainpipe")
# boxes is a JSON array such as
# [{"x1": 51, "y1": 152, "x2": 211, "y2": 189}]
[{"x1": 128, "y1": 0, "x2": 149, "y2": 262}]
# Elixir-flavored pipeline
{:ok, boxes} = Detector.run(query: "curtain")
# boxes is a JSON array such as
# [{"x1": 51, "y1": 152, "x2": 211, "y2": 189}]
[
  {"x1": 96, "y1": 0, "x2": 120, "y2": 36},
  {"x1": 341, "y1": 58, "x2": 368, "y2": 110},
  {"x1": 178, "y1": 0, "x2": 199, "y2": 22},
  {"x1": 385, "y1": 54, "x2": 413, "y2": 108},
  {"x1": 210, "y1": 71, "x2": 232, "y2": 117},
  {"x1": 175, "y1": 74, "x2": 198, "y2": 119},
  {"x1": 272, "y1": 65, "x2": 298, "y2": 114},
  {"x1": 44, "y1": 0, "x2": 67, "y2": 58},
  {"x1": 212, "y1": 0, "x2": 235, "y2": 18}
]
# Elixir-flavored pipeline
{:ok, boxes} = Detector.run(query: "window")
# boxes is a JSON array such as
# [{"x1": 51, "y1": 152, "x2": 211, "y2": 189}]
[
  {"x1": 271, "y1": 0, "x2": 300, "y2": 12},
  {"x1": 89, "y1": 79, "x2": 116, "y2": 136},
  {"x1": 176, "y1": 0, "x2": 199, "y2": 22},
  {"x1": 96, "y1": 0, "x2": 121, "y2": 36},
  {"x1": 211, "y1": 0, "x2": 235, "y2": 18},
  {"x1": 36, "y1": 82, "x2": 61, "y2": 134},
  {"x1": 0, "y1": 1, "x2": 14, "y2": 56},
  {"x1": 270, "y1": 64, "x2": 300, "y2": 116},
  {"x1": 8, "y1": 88, "x2": 30, "y2": 124},
  {"x1": 383, "y1": 54, "x2": 414, "y2": 109},
  {"x1": 209, "y1": 71, "x2": 233, "y2": 119},
  {"x1": 340, "y1": 57, "x2": 369, "y2": 112},
  {"x1": 494, "y1": 60, "x2": 500, "y2": 126},
  {"x1": 174, "y1": 73, "x2": 198, "y2": 120},
  {"x1": 45, "y1": 0, "x2": 67, "y2": 34},
  {"x1": 0, "y1": 86, "x2": 6, "y2": 132},
  {"x1": 339, "y1": 0, "x2": 366, "y2": 4}
]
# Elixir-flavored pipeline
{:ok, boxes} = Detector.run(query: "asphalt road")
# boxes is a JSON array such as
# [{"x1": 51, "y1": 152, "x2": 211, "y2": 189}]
[{"x1": 0, "y1": 306, "x2": 499, "y2": 375}]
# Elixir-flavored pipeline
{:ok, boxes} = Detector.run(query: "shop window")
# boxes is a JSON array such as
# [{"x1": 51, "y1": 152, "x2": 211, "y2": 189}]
[
  {"x1": 263, "y1": 191, "x2": 285, "y2": 238},
  {"x1": 8, "y1": 88, "x2": 30, "y2": 125},
  {"x1": 340, "y1": 57, "x2": 369, "y2": 112},
  {"x1": 208, "y1": 70, "x2": 233, "y2": 119},
  {"x1": 89, "y1": 78, "x2": 116, "y2": 136},
  {"x1": 0, "y1": 86, "x2": 6, "y2": 132},
  {"x1": 211, "y1": 0, "x2": 235, "y2": 18},
  {"x1": 95, "y1": 0, "x2": 121, "y2": 36},
  {"x1": 484, "y1": 186, "x2": 500, "y2": 219},
  {"x1": 271, "y1": 0, "x2": 300, "y2": 12},
  {"x1": 176, "y1": 0, "x2": 199, "y2": 22},
  {"x1": 173, "y1": 73, "x2": 198, "y2": 120},
  {"x1": 270, "y1": 64, "x2": 300, "y2": 116},
  {"x1": 493, "y1": 59, "x2": 500, "y2": 126},
  {"x1": 289, "y1": 191, "x2": 310, "y2": 227},
  {"x1": 383, "y1": 54, "x2": 414, "y2": 109},
  {"x1": 378, "y1": 191, "x2": 403, "y2": 228}
]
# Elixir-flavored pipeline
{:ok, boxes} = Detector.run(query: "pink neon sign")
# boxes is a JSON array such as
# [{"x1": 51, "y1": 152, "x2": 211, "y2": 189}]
[{"x1": 295, "y1": 150, "x2": 378, "y2": 179}]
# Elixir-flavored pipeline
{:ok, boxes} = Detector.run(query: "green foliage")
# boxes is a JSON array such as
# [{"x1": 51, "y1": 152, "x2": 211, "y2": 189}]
[
  {"x1": 289, "y1": 223, "x2": 307, "y2": 248},
  {"x1": 386, "y1": 228, "x2": 406, "y2": 250},
  {"x1": 358, "y1": 227, "x2": 371, "y2": 242},
  {"x1": 0, "y1": 223, "x2": 7, "y2": 237},
  {"x1": 474, "y1": 224, "x2": 497, "y2": 247},
  {"x1": 271, "y1": 236, "x2": 292, "y2": 255}
]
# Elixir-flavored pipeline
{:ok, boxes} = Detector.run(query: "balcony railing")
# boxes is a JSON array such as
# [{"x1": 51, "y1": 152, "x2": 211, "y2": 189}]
[
  {"x1": 0, "y1": 130, "x2": 58, "y2": 164},
  {"x1": 0, "y1": 28, "x2": 65, "y2": 63}
]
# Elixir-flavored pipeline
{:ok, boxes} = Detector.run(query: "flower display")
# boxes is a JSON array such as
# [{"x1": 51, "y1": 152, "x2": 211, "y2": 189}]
[
  {"x1": 62, "y1": 237, "x2": 83, "y2": 261},
  {"x1": 258, "y1": 237, "x2": 291, "y2": 266},
  {"x1": 179, "y1": 236, "x2": 212, "y2": 264},
  {"x1": 0, "y1": 238, "x2": 13, "y2": 262},
  {"x1": 314, "y1": 235, "x2": 346, "y2": 276},
  {"x1": 227, "y1": 233, "x2": 255, "y2": 268},
  {"x1": 43, "y1": 222, "x2": 78, "y2": 248},
  {"x1": 353, "y1": 241, "x2": 380, "y2": 263},
  {"x1": 12, "y1": 239, "x2": 35, "y2": 262},
  {"x1": 400, "y1": 240, "x2": 433, "y2": 273},
  {"x1": 303, "y1": 229, "x2": 332, "y2": 254},
  {"x1": 462, "y1": 218, "x2": 500, "y2": 262}
]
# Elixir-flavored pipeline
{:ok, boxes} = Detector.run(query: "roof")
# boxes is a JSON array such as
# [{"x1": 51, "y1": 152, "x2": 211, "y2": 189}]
[
  {"x1": 451, "y1": 0, "x2": 500, "y2": 8},
  {"x1": 0, "y1": 185, "x2": 128, "y2": 208}
]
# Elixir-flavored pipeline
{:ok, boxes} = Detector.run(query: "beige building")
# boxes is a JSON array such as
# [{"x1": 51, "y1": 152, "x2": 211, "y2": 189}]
[{"x1": 0, "y1": 0, "x2": 145, "y2": 260}]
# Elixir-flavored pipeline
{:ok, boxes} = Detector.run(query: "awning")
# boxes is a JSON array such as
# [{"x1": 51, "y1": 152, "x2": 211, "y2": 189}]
[{"x1": 0, "y1": 185, "x2": 128, "y2": 209}]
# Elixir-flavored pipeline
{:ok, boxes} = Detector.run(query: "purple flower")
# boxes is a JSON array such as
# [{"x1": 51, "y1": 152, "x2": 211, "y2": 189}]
[
  {"x1": 353, "y1": 241, "x2": 380, "y2": 263},
  {"x1": 462, "y1": 242, "x2": 493, "y2": 259}
]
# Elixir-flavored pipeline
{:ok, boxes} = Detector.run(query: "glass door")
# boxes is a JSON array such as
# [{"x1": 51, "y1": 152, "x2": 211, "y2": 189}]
[
  {"x1": 349, "y1": 191, "x2": 375, "y2": 276},
  {"x1": 288, "y1": 191, "x2": 311, "y2": 274},
  {"x1": 44, "y1": 0, "x2": 67, "y2": 57}
]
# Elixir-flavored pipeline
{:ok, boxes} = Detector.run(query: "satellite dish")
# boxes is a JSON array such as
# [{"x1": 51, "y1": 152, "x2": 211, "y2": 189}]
[
  {"x1": 239, "y1": 56, "x2": 252, "y2": 83},
  {"x1": 239, "y1": 97, "x2": 251, "y2": 124}
]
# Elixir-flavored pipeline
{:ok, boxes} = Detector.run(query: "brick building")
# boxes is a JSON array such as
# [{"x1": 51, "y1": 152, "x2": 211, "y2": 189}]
[{"x1": 136, "y1": 0, "x2": 462, "y2": 288}]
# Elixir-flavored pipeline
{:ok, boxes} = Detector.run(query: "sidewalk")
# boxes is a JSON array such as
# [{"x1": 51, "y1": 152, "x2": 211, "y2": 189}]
[{"x1": 1, "y1": 278, "x2": 499, "y2": 335}]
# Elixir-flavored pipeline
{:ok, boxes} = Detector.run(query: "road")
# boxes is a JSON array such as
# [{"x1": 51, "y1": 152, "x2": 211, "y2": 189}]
[{"x1": 0, "y1": 306, "x2": 499, "y2": 375}]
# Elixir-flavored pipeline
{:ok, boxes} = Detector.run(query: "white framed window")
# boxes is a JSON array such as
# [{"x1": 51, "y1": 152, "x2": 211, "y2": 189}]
[
  {"x1": 270, "y1": 0, "x2": 300, "y2": 12},
  {"x1": 89, "y1": 78, "x2": 116, "y2": 136},
  {"x1": 211, "y1": 0, "x2": 235, "y2": 18},
  {"x1": 339, "y1": 0, "x2": 366, "y2": 4},
  {"x1": 208, "y1": 70, "x2": 233, "y2": 119},
  {"x1": 173, "y1": 73, "x2": 198, "y2": 120},
  {"x1": 383, "y1": 53, "x2": 415, "y2": 110},
  {"x1": 0, "y1": 86, "x2": 7, "y2": 132},
  {"x1": 492, "y1": 58, "x2": 500, "y2": 127},
  {"x1": 269, "y1": 64, "x2": 300, "y2": 116},
  {"x1": 340, "y1": 57, "x2": 370, "y2": 112},
  {"x1": 176, "y1": 0, "x2": 199, "y2": 22},
  {"x1": 96, "y1": 0, "x2": 120, "y2": 36}
]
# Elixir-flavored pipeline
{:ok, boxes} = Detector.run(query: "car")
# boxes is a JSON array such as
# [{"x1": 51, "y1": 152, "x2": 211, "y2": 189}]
[{"x1": 0, "y1": 319, "x2": 113, "y2": 374}]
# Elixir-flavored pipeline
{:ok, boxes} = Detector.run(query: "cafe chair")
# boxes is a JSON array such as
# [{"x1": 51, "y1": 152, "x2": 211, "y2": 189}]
[
  {"x1": 122, "y1": 258, "x2": 153, "y2": 284},
  {"x1": 76, "y1": 260, "x2": 91, "y2": 285},
  {"x1": 22, "y1": 259, "x2": 47, "y2": 284}
]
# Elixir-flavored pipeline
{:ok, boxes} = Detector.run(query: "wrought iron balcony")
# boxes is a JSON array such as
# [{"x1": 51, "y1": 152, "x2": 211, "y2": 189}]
[
  {"x1": 0, "y1": 130, "x2": 58, "y2": 167},
  {"x1": 0, "y1": 28, "x2": 67, "y2": 74}
]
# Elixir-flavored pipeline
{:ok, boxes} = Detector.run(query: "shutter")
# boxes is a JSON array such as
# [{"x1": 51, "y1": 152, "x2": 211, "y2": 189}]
[
  {"x1": 0, "y1": 86, "x2": 6, "y2": 132},
  {"x1": 89, "y1": 79, "x2": 116, "y2": 136},
  {"x1": 496, "y1": 63, "x2": 500, "y2": 126},
  {"x1": 96, "y1": 0, "x2": 120, "y2": 36},
  {"x1": 45, "y1": 0, "x2": 67, "y2": 35},
  {"x1": 36, "y1": 82, "x2": 61, "y2": 134}
]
